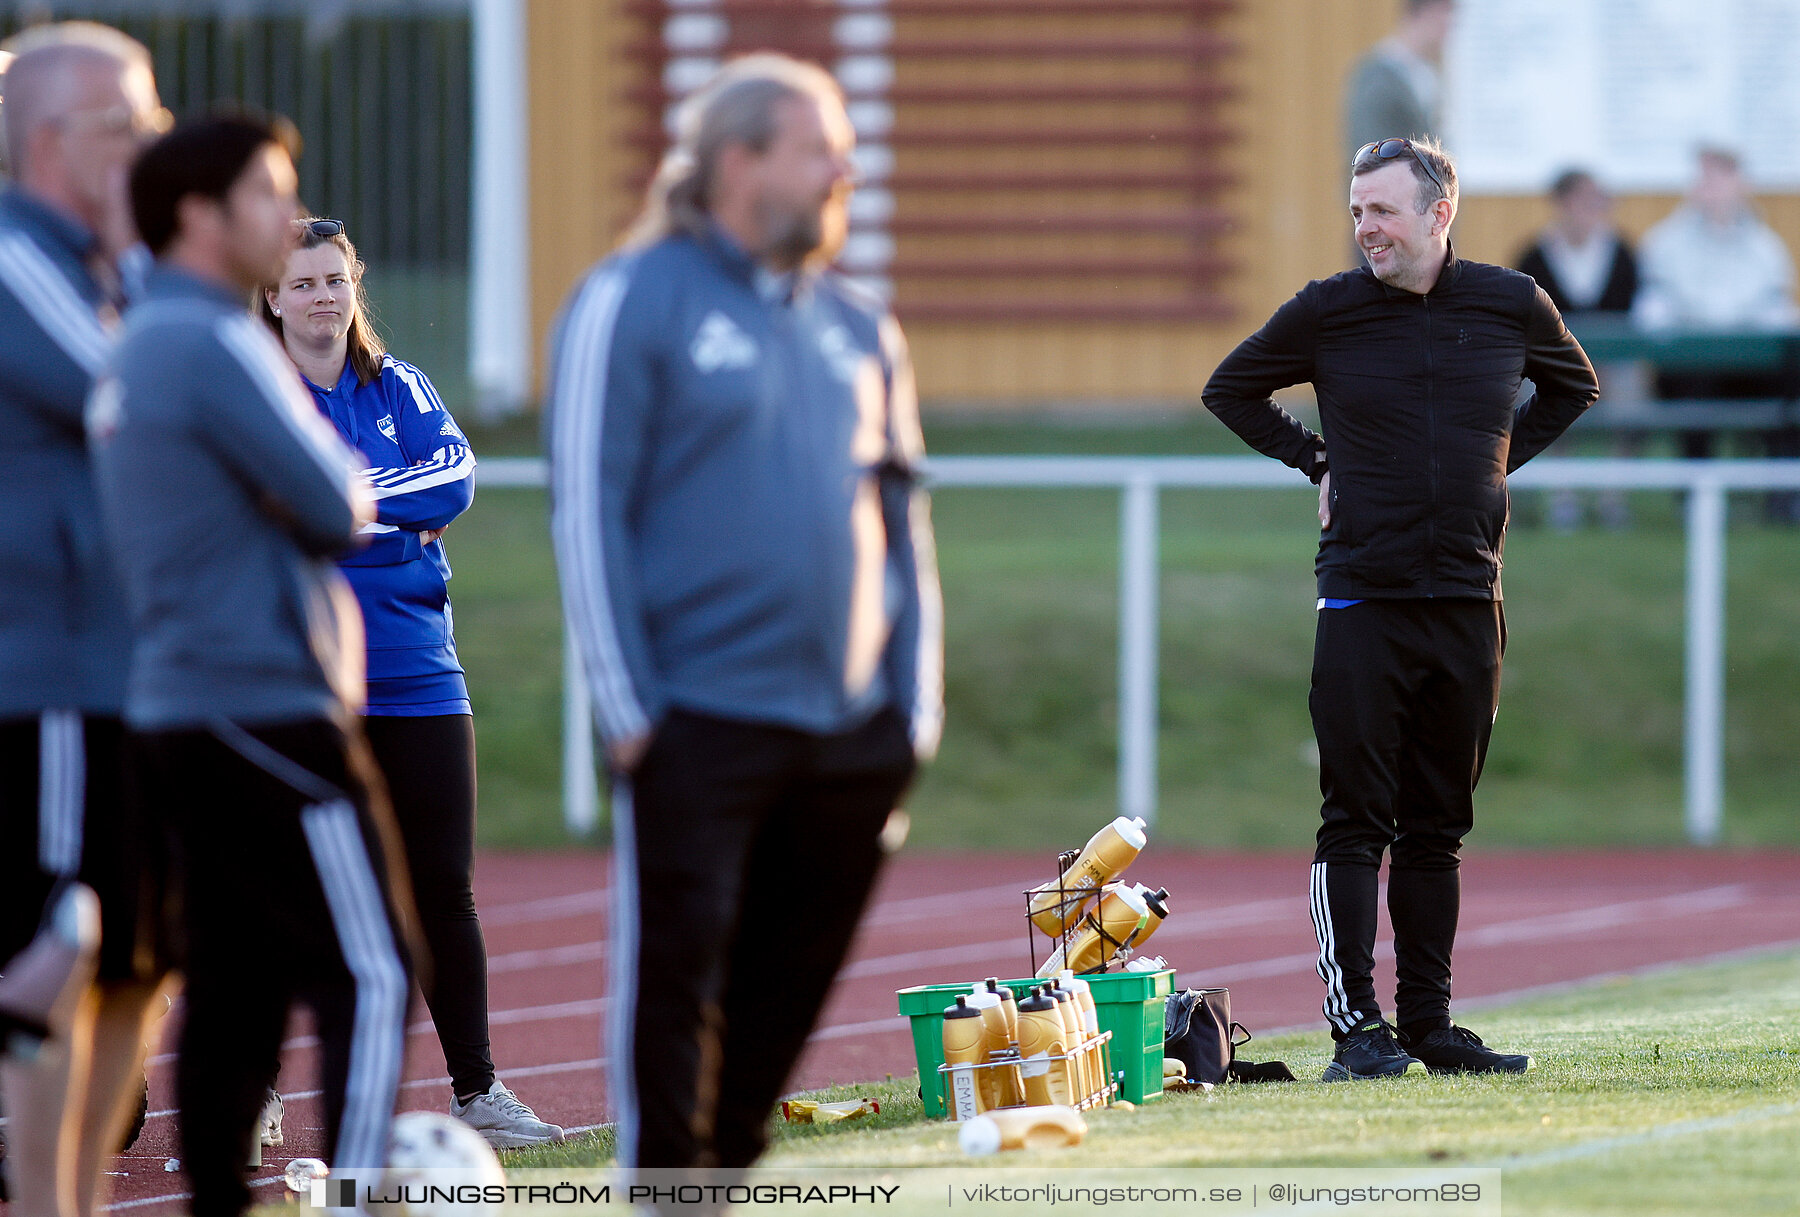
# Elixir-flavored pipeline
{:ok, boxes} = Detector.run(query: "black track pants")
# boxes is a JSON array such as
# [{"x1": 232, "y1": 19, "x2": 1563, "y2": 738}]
[
  {"x1": 609, "y1": 707, "x2": 915, "y2": 1171},
  {"x1": 1307, "y1": 599, "x2": 1503, "y2": 1039},
  {"x1": 362, "y1": 713, "x2": 494, "y2": 1098},
  {"x1": 137, "y1": 719, "x2": 411, "y2": 1217}
]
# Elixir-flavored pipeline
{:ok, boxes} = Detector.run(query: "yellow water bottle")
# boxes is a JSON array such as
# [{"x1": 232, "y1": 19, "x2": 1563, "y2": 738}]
[
  {"x1": 977, "y1": 980, "x2": 1026, "y2": 1107},
  {"x1": 1038, "y1": 882, "x2": 1150, "y2": 976},
  {"x1": 966, "y1": 988, "x2": 1020, "y2": 1110},
  {"x1": 941, "y1": 995, "x2": 987, "y2": 1120},
  {"x1": 1046, "y1": 983, "x2": 1092, "y2": 1102},
  {"x1": 1015, "y1": 986, "x2": 1072, "y2": 1106},
  {"x1": 1058, "y1": 971, "x2": 1107, "y2": 1104},
  {"x1": 1027, "y1": 816, "x2": 1148, "y2": 936}
]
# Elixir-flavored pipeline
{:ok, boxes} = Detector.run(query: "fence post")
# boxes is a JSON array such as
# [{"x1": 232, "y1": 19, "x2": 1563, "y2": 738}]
[
  {"x1": 1118, "y1": 476, "x2": 1160, "y2": 826},
  {"x1": 1683, "y1": 475, "x2": 1727, "y2": 845},
  {"x1": 562, "y1": 619, "x2": 599, "y2": 835},
  {"x1": 469, "y1": 0, "x2": 531, "y2": 417}
]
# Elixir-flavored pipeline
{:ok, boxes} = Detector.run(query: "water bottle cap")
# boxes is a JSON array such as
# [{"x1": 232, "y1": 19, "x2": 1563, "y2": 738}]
[
  {"x1": 944, "y1": 995, "x2": 981, "y2": 1018},
  {"x1": 1110, "y1": 816, "x2": 1148, "y2": 849}
]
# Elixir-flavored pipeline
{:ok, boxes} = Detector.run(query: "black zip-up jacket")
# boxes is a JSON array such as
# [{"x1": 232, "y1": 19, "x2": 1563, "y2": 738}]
[{"x1": 1203, "y1": 249, "x2": 1599, "y2": 600}]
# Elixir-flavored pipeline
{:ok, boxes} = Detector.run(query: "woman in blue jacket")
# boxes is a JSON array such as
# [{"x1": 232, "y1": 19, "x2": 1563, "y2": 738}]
[{"x1": 259, "y1": 218, "x2": 561, "y2": 1148}]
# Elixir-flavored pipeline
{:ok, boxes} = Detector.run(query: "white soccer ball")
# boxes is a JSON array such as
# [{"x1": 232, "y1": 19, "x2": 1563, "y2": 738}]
[{"x1": 375, "y1": 1111, "x2": 506, "y2": 1217}]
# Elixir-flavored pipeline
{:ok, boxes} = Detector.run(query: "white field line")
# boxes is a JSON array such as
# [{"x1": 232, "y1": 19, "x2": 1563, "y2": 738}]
[
  {"x1": 842, "y1": 895, "x2": 1299, "y2": 980},
  {"x1": 861, "y1": 878, "x2": 1047, "y2": 926},
  {"x1": 488, "y1": 939, "x2": 608, "y2": 973},
  {"x1": 1175, "y1": 884, "x2": 1752, "y2": 990},
  {"x1": 1497, "y1": 1100, "x2": 1800, "y2": 1171},
  {"x1": 146, "y1": 999, "x2": 606, "y2": 1068},
  {"x1": 480, "y1": 894, "x2": 1303, "y2": 983},
  {"x1": 480, "y1": 888, "x2": 610, "y2": 926},
  {"x1": 1247, "y1": 936, "x2": 1800, "y2": 1039},
  {"x1": 142, "y1": 1058, "x2": 607, "y2": 1123}
]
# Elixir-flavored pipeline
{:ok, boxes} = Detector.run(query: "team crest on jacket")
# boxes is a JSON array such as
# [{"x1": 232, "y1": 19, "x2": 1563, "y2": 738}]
[
  {"x1": 377, "y1": 413, "x2": 397, "y2": 441},
  {"x1": 690, "y1": 311, "x2": 759, "y2": 373}
]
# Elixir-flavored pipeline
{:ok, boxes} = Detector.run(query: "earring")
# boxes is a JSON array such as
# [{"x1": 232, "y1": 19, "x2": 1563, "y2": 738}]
[{"x1": 273, "y1": 308, "x2": 281, "y2": 315}]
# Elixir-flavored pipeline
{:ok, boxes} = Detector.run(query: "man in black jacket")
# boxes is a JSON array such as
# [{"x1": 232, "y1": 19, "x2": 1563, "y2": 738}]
[{"x1": 1203, "y1": 137, "x2": 1598, "y2": 1082}]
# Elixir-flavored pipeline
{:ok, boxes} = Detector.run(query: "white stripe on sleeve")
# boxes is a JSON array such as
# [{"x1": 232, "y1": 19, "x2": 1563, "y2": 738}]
[
  {"x1": 387, "y1": 357, "x2": 446, "y2": 414},
  {"x1": 214, "y1": 316, "x2": 361, "y2": 499},
  {"x1": 0, "y1": 233, "x2": 109, "y2": 374},
  {"x1": 363, "y1": 443, "x2": 476, "y2": 500},
  {"x1": 907, "y1": 492, "x2": 945, "y2": 759},
  {"x1": 548, "y1": 264, "x2": 651, "y2": 743}
]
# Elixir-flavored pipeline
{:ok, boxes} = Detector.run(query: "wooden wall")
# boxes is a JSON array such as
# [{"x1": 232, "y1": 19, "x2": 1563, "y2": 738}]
[{"x1": 525, "y1": 0, "x2": 1800, "y2": 408}]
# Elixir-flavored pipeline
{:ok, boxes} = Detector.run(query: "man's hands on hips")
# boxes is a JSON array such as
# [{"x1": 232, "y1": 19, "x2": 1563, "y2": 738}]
[
  {"x1": 1315, "y1": 444, "x2": 1331, "y2": 528},
  {"x1": 608, "y1": 731, "x2": 653, "y2": 775}
]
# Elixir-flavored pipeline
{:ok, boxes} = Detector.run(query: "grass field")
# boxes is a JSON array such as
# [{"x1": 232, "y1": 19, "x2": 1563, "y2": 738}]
[
  {"x1": 448, "y1": 416, "x2": 1800, "y2": 851},
  {"x1": 501, "y1": 948, "x2": 1800, "y2": 1216}
]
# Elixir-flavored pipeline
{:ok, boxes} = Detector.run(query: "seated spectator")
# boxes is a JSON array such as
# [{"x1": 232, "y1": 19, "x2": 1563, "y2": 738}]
[
  {"x1": 1515, "y1": 169, "x2": 1641, "y2": 529},
  {"x1": 1634, "y1": 146, "x2": 1800, "y2": 520},
  {"x1": 1518, "y1": 169, "x2": 1638, "y2": 316},
  {"x1": 1636, "y1": 146, "x2": 1797, "y2": 336}
]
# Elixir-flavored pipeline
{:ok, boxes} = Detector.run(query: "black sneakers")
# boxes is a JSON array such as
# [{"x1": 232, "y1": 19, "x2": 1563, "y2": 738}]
[
  {"x1": 1321, "y1": 1020, "x2": 1427, "y2": 1081},
  {"x1": 1399, "y1": 1024, "x2": 1534, "y2": 1075}
]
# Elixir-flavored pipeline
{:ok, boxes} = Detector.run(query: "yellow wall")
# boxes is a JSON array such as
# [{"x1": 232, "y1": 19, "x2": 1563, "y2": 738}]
[
  {"x1": 525, "y1": 0, "x2": 1800, "y2": 408},
  {"x1": 526, "y1": 0, "x2": 638, "y2": 385}
]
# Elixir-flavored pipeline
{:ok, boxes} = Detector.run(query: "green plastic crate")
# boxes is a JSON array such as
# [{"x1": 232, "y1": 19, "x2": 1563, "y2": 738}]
[{"x1": 895, "y1": 969, "x2": 1173, "y2": 1117}]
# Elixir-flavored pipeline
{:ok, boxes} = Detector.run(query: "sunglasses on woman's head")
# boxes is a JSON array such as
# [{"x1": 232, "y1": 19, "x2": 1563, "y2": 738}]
[{"x1": 305, "y1": 219, "x2": 345, "y2": 238}]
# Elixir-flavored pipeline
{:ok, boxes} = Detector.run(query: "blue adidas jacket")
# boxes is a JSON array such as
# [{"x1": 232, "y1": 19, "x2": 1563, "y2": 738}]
[
  {"x1": 304, "y1": 357, "x2": 475, "y2": 715},
  {"x1": 0, "y1": 189, "x2": 132, "y2": 716},
  {"x1": 546, "y1": 226, "x2": 943, "y2": 757}
]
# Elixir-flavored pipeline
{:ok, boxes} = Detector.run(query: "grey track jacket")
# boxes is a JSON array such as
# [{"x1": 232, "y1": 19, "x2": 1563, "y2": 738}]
[
  {"x1": 0, "y1": 189, "x2": 132, "y2": 716},
  {"x1": 547, "y1": 226, "x2": 943, "y2": 757},
  {"x1": 89, "y1": 266, "x2": 373, "y2": 730}
]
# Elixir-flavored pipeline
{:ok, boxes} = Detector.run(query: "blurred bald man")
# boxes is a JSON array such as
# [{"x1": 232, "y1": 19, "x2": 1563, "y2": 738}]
[{"x1": 0, "y1": 22, "x2": 171, "y2": 1217}]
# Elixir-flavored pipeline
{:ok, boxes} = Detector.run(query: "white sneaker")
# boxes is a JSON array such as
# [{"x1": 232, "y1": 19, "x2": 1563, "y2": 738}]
[
  {"x1": 257, "y1": 1088, "x2": 284, "y2": 1147},
  {"x1": 449, "y1": 1081, "x2": 563, "y2": 1149}
]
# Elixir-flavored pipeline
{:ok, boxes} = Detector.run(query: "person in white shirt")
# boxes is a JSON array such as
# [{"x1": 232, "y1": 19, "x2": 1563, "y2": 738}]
[
  {"x1": 1635, "y1": 147, "x2": 1797, "y2": 335},
  {"x1": 1635, "y1": 146, "x2": 1800, "y2": 517}
]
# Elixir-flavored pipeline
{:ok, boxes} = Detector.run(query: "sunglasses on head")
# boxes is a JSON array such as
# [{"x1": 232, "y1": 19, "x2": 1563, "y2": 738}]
[
  {"x1": 1354, "y1": 138, "x2": 1447, "y2": 198},
  {"x1": 304, "y1": 218, "x2": 345, "y2": 238}
]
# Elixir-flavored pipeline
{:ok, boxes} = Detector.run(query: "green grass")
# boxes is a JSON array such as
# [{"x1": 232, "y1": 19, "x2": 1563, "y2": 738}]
[
  {"x1": 449, "y1": 417, "x2": 1800, "y2": 850},
  {"x1": 494, "y1": 949, "x2": 1800, "y2": 1216}
]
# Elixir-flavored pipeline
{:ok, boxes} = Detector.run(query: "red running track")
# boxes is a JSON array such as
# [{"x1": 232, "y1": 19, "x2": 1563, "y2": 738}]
[{"x1": 70, "y1": 848, "x2": 1800, "y2": 1212}]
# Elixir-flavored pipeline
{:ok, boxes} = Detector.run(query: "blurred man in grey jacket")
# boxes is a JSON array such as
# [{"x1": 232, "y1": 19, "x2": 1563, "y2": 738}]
[
  {"x1": 92, "y1": 112, "x2": 409, "y2": 1217},
  {"x1": 549, "y1": 54, "x2": 941, "y2": 1180}
]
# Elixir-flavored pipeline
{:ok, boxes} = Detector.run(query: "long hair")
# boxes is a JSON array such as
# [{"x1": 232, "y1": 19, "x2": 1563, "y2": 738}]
[
  {"x1": 619, "y1": 52, "x2": 844, "y2": 251},
  {"x1": 258, "y1": 217, "x2": 387, "y2": 386}
]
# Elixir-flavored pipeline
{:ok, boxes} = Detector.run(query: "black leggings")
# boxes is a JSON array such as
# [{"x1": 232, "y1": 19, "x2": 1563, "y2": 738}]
[{"x1": 362, "y1": 713, "x2": 494, "y2": 1098}]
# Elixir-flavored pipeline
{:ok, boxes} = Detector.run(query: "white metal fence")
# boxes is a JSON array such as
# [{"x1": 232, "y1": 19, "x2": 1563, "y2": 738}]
[{"x1": 476, "y1": 455, "x2": 1800, "y2": 846}]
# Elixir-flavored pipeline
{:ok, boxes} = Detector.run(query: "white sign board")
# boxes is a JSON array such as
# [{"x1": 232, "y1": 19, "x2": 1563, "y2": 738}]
[{"x1": 1446, "y1": 0, "x2": 1800, "y2": 194}]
